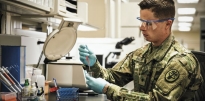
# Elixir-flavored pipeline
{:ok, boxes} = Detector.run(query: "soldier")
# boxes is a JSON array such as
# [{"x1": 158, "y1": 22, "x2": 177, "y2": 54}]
[{"x1": 78, "y1": 0, "x2": 203, "y2": 100}]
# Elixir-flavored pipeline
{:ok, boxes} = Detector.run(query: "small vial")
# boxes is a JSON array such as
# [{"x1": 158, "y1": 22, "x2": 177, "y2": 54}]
[{"x1": 22, "y1": 79, "x2": 30, "y2": 97}]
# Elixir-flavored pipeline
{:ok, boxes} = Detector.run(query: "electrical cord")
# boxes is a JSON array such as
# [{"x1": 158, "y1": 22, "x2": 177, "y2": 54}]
[
  {"x1": 32, "y1": 51, "x2": 43, "y2": 76},
  {"x1": 36, "y1": 51, "x2": 43, "y2": 69}
]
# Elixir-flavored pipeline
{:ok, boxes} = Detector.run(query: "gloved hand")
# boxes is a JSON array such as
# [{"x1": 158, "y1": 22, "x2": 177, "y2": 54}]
[
  {"x1": 78, "y1": 45, "x2": 97, "y2": 66},
  {"x1": 85, "y1": 72, "x2": 109, "y2": 94}
]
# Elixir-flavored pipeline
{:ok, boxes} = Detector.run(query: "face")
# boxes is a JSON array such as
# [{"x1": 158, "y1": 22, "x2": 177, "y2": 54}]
[{"x1": 139, "y1": 9, "x2": 172, "y2": 46}]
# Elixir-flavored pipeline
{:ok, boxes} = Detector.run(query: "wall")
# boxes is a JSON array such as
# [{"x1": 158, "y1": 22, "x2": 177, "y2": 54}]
[
  {"x1": 173, "y1": 31, "x2": 200, "y2": 51},
  {"x1": 121, "y1": 2, "x2": 140, "y2": 38},
  {"x1": 77, "y1": 0, "x2": 106, "y2": 38}
]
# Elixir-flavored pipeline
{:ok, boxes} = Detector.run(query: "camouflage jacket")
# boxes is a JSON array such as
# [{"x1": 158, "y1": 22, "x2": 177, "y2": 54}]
[{"x1": 89, "y1": 35, "x2": 203, "y2": 101}]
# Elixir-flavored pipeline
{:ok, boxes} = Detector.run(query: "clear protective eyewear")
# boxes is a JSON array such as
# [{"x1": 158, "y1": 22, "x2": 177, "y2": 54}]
[{"x1": 136, "y1": 17, "x2": 175, "y2": 30}]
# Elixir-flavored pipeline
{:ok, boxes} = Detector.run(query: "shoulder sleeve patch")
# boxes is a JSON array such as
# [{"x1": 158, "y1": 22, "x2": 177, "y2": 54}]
[{"x1": 155, "y1": 59, "x2": 189, "y2": 95}]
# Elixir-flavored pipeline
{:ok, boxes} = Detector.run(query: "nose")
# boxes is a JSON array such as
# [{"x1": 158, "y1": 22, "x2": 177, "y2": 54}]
[{"x1": 140, "y1": 24, "x2": 146, "y2": 31}]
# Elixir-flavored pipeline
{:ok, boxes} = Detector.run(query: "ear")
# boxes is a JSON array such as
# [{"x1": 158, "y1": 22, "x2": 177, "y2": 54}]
[{"x1": 165, "y1": 20, "x2": 173, "y2": 30}]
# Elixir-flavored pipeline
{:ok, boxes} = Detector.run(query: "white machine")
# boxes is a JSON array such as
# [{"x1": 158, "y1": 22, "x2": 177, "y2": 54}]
[{"x1": 43, "y1": 18, "x2": 87, "y2": 89}]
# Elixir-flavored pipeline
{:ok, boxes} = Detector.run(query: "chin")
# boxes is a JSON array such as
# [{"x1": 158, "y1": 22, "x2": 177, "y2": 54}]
[{"x1": 144, "y1": 37, "x2": 151, "y2": 42}]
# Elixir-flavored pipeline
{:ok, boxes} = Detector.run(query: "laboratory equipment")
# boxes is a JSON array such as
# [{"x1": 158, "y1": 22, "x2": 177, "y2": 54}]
[
  {"x1": 22, "y1": 79, "x2": 30, "y2": 97},
  {"x1": 51, "y1": 78, "x2": 79, "y2": 101},
  {"x1": 86, "y1": 56, "x2": 94, "y2": 77},
  {"x1": 49, "y1": 78, "x2": 58, "y2": 93},
  {"x1": 0, "y1": 92, "x2": 17, "y2": 101},
  {"x1": 105, "y1": 37, "x2": 135, "y2": 68},
  {"x1": 57, "y1": 88, "x2": 79, "y2": 101},
  {"x1": 0, "y1": 68, "x2": 21, "y2": 92},
  {"x1": 0, "y1": 72, "x2": 17, "y2": 93},
  {"x1": 3, "y1": 67, "x2": 23, "y2": 90},
  {"x1": 31, "y1": 69, "x2": 45, "y2": 90},
  {"x1": 86, "y1": 56, "x2": 90, "y2": 71},
  {"x1": 43, "y1": 18, "x2": 88, "y2": 89},
  {"x1": 0, "y1": 78, "x2": 13, "y2": 92},
  {"x1": 78, "y1": 45, "x2": 97, "y2": 66},
  {"x1": 1, "y1": 45, "x2": 26, "y2": 92}
]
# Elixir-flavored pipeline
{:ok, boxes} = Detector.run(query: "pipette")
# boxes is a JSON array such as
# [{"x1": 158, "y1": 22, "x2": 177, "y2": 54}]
[
  {"x1": 0, "y1": 72, "x2": 17, "y2": 93},
  {"x1": 0, "y1": 68, "x2": 21, "y2": 92},
  {"x1": 0, "y1": 78, "x2": 13, "y2": 92},
  {"x1": 3, "y1": 67, "x2": 23, "y2": 90},
  {"x1": 86, "y1": 56, "x2": 94, "y2": 76},
  {"x1": 86, "y1": 56, "x2": 90, "y2": 71},
  {"x1": 53, "y1": 78, "x2": 60, "y2": 98}
]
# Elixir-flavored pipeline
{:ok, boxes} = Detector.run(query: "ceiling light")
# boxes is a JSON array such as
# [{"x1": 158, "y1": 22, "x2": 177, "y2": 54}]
[
  {"x1": 178, "y1": 22, "x2": 192, "y2": 27},
  {"x1": 178, "y1": 27, "x2": 191, "y2": 31},
  {"x1": 178, "y1": 8, "x2": 196, "y2": 14},
  {"x1": 178, "y1": 16, "x2": 193, "y2": 22},
  {"x1": 177, "y1": 0, "x2": 199, "y2": 3}
]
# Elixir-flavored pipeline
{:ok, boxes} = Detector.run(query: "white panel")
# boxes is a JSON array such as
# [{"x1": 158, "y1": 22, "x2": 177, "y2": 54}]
[
  {"x1": 46, "y1": 62, "x2": 87, "y2": 88},
  {"x1": 121, "y1": 27, "x2": 140, "y2": 38},
  {"x1": 21, "y1": 37, "x2": 45, "y2": 65},
  {"x1": 121, "y1": 2, "x2": 140, "y2": 26},
  {"x1": 110, "y1": 0, "x2": 115, "y2": 38},
  {"x1": 77, "y1": 2, "x2": 88, "y2": 23},
  {"x1": 46, "y1": 64, "x2": 73, "y2": 86},
  {"x1": 14, "y1": 29, "x2": 47, "y2": 39}
]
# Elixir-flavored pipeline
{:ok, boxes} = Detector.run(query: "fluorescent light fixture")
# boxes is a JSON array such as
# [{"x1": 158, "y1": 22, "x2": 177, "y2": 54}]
[
  {"x1": 178, "y1": 16, "x2": 193, "y2": 22},
  {"x1": 177, "y1": 0, "x2": 199, "y2": 3},
  {"x1": 178, "y1": 27, "x2": 191, "y2": 31},
  {"x1": 78, "y1": 24, "x2": 98, "y2": 31},
  {"x1": 178, "y1": 22, "x2": 192, "y2": 27},
  {"x1": 178, "y1": 8, "x2": 196, "y2": 14}
]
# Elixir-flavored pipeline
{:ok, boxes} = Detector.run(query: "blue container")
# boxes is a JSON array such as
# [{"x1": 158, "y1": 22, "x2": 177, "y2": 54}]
[{"x1": 57, "y1": 88, "x2": 79, "y2": 101}]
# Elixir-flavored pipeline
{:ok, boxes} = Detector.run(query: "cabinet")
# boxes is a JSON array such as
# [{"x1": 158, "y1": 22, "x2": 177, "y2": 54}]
[{"x1": 0, "y1": 0, "x2": 80, "y2": 36}]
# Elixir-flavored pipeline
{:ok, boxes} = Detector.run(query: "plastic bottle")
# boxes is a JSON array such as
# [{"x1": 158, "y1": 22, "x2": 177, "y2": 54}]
[
  {"x1": 31, "y1": 69, "x2": 45, "y2": 91},
  {"x1": 22, "y1": 79, "x2": 30, "y2": 97}
]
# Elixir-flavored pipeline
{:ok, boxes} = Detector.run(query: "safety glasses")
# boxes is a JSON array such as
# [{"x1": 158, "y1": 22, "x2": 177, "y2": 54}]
[{"x1": 136, "y1": 17, "x2": 175, "y2": 30}]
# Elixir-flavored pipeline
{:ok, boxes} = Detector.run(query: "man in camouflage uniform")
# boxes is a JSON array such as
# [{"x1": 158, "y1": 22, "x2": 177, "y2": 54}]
[{"x1": 78, "y1": 0, "x2": 203, "y2": 100}]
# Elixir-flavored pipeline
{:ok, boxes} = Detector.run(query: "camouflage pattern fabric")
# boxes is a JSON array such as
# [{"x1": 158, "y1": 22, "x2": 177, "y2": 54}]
[{"x1": 86, "y1": 35, "x2": 203, "y2": 101}]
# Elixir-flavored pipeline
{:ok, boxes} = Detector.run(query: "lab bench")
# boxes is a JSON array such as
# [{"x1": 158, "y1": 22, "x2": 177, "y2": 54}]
[{"x1": 45, "y1": 92, "x2": 110, "y2": 101}]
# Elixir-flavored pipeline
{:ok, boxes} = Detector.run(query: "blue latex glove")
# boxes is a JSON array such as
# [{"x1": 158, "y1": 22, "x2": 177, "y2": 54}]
[
  {"x1": 78, "y1": 45, "x2": 96, "y2": 66},
  {"x1": 85, "y1": 72, "x2": 109, "y2": 94}
]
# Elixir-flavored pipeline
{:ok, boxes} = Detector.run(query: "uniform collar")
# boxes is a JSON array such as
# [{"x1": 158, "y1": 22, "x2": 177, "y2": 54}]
[{"x1": 144, "y1": 34, "x2": 174, "y2": 64}]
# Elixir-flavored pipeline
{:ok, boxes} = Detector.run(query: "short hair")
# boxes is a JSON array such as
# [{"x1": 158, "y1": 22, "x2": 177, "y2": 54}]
[{"x1": 138, "y1": 0, "x2": 175, "y2": 19}]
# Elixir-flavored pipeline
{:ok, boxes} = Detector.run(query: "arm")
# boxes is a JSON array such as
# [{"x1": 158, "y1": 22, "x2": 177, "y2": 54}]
[
  {"x1": 153, "y1": 54, "x2": 202, "y2": 100},
  {"x1": 103, "y1": 54, "x2": 202, "y2": 101},
  {"x1": 91, "y1": 52, "x2": 134, "y2": 87}
]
